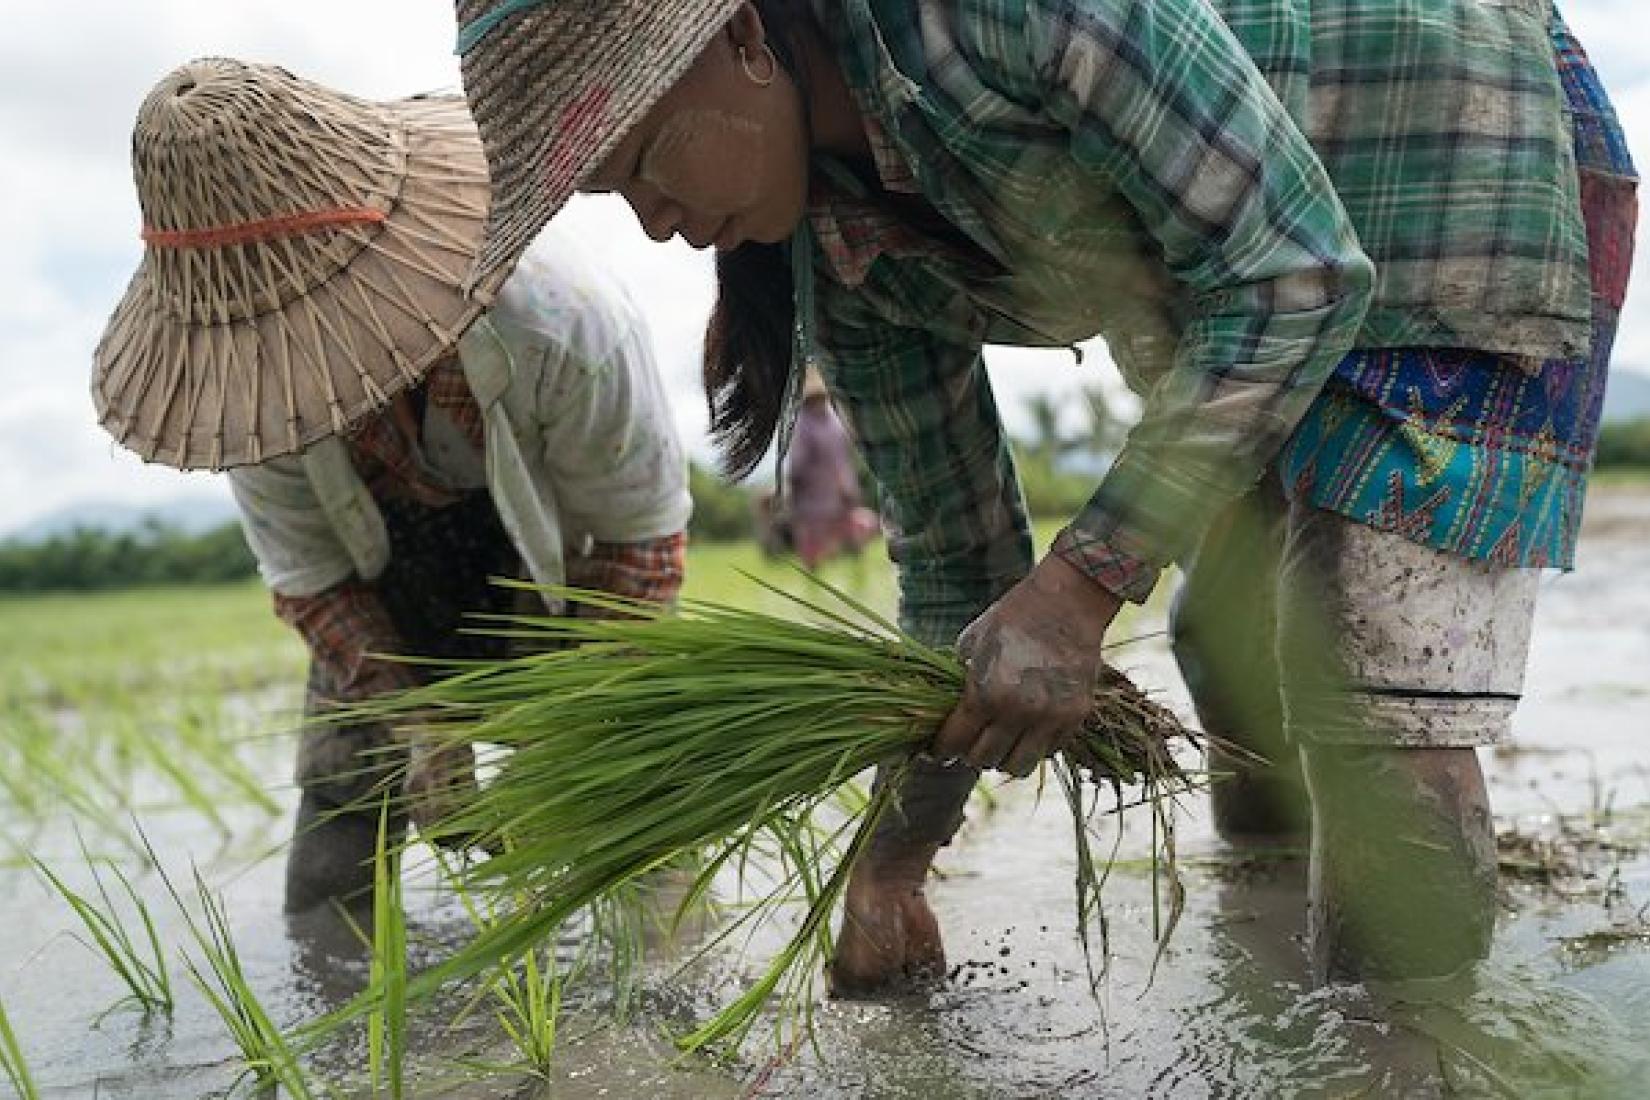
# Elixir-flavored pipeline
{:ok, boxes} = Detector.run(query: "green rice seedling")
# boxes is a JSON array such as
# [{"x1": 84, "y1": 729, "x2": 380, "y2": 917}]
[
  {"x1": 0, "y1": 993, "x2": 41, "y2": 1100},
  {"x1": 141, "y1": 834, "x2": 322, "y2": 1098},
  {"x1": 444, "y1": 872, "x2": 566, "y2": 1083},
  {"x1": 3, "y1": 706, "x2": 142, "y2": 858},
  {"x1": 491, "y1": 943, "x2": 562, "y2": 1080},
  {"x1": 367, "y1": 800, "x2": 408, "y2": 1099},
  {"x1": 32, "y1": 832, "x2": 173, "y2": 1018},
  {"x1": 173, "y1": 701, "x2": 280, "y2": 815},
  {"x1": 121, "y1": 712, "x2": 235, "y2": 833},
  {"x1": 324, "y1": 575, "x2": 1197, "y2": 1057}
]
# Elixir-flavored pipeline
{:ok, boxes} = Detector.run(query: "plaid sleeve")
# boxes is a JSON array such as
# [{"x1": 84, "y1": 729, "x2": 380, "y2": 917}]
[
  {"x1": 1022, "y1": 0, "x2": 1374, "y2": 600},
  {"x1": 273, "y1": 581, "x2": 420, "y2": 701},
  {"x1": 564, "y1": 531, "x2": 687, "y2": 615},
  {"x1": 815, "y1": 308, "x2": 1036, "y2": 647}
]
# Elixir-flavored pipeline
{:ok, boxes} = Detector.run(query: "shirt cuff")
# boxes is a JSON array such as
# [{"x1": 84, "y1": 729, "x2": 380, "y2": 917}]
[
  {"x1": 274, "y1": 581, "x2": 420, "y2": 700},
  {"x1": 1049, "y1": 526, "x2": 1162, "y2": 605},
  {"x1": 565, "y1": 531, "x2": 688, "y2": 614}
]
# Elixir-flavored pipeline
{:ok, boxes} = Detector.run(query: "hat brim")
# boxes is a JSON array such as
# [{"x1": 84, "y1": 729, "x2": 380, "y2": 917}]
[{"x1": 93, "y1": 95, "x2": 494, "y2": 471}]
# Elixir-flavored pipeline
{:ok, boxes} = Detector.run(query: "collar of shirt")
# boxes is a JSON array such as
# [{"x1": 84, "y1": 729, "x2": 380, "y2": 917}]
[
  {"x1": 346, "y1": 357, "x2": 484, "y2": 506},
  {"x1": 806, "y1": 113, "x2": 928, "y2": 289}
]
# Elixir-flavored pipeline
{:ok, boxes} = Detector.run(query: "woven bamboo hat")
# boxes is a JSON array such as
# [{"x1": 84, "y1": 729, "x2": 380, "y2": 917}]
[
  {"x1": 93, "y1": 57, "x2": 502, "y2": 471},
  {"x1": 455, "y1": 0, "x2": 743, "y2": 293}
]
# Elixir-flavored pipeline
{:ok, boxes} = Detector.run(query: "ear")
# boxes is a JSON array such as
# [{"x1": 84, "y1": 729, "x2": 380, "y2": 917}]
[{"x1": 725, "y1": 2, "x2": 769, "y2": 51}]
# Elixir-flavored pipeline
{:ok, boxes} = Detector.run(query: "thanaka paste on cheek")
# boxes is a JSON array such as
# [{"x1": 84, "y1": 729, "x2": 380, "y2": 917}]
[{"x1": 639, "y1": 109, "x2": 764, "y2": 210}]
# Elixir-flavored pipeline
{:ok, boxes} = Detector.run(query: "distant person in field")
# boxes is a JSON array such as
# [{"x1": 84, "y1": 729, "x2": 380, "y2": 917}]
[
  {"x1": 91, "y1": 59, "x2": 692, "y2": 914},
  {"x1": 783, "y1": 368, "x2": 877, "y2": 569}
]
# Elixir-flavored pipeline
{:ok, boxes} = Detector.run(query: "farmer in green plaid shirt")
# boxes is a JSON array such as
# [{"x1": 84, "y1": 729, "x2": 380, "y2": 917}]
[{"x1": 454, "y1": 0, "x2": 1635, "y2": 989}]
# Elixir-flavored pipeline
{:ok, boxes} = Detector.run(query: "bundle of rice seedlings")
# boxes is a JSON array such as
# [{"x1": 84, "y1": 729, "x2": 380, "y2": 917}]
[{"x1": 342, "y1": 576, "x2": 1198, "y2": 1054}]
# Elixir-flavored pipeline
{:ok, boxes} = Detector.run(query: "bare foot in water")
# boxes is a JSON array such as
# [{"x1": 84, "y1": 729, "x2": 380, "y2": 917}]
[{"x1": 828, "y1": 861, "x2": 946, "y2": 997}]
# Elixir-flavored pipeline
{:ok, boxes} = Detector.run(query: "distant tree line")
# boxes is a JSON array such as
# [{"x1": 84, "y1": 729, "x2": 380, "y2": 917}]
[
  {"x1": 2, "y1": 392, "x2": 1128, "y2": 593},
  {"x1": 0, "y1": 520, "x2": 258, "y2": 593},
  {"x1": 1595, "y1": 418, "x2": 1650, "y2": 469}
]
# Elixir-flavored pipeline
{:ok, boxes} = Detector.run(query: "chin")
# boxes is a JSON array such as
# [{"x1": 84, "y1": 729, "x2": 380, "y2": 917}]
[{"x1": 751, "y1": 205, "x2": 807, "y2": 245}]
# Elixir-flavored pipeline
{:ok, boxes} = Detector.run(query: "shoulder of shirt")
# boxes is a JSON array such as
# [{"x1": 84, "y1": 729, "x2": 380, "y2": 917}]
[{"x1": 482, "y1": 219, "x2": 641, "y2": 355}]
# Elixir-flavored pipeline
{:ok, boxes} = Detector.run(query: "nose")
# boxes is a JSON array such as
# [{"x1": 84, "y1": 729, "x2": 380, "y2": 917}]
[{"x1": 620, "y1": 184, "x2": 684, "y2": 244}]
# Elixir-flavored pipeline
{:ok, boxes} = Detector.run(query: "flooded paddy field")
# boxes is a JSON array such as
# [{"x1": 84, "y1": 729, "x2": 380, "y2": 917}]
[{"x1": 2, "y1": 487, "x2": 1648, "y2": 1098}]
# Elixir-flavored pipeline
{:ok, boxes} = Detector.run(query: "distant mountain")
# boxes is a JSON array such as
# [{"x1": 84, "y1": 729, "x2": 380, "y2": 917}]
[
  {"x1": 3, "y1": 493, "x2": 239, "y2": 545},
  {"x1": 1604, "y1": 368, "x2": 1650, "y2": 423}
]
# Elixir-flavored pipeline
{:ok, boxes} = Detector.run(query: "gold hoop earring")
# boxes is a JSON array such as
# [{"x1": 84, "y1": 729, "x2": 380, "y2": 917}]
[{"x1": 739, "y1": 43, "x2": 777, "y2": 88}]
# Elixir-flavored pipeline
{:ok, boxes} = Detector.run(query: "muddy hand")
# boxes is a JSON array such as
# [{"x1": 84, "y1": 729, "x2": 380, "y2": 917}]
[
  {"x1": 932, "y1": 555, "x2": 1122, "y2": 778},
  {"x1": 404, "y1": 738, "x2": 482, "y2": 849}
]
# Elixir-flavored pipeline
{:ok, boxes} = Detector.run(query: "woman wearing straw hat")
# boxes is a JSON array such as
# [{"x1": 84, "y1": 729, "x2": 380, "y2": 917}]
[
  {"x1": 451, "y1": 0, "x2": 1633, "y2": 990},
  {"x1": 92, "y1": 58, "x2": 694, "y2": 914}
]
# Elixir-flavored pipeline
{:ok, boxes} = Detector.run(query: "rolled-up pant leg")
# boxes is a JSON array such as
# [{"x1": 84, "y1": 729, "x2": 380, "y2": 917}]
[
  {"x1": 1277, "y1": 501, "x2": 1539, "y2": 979},
  {"x1": 1277, "y1": 504, "x2": 1539, "y2": 751}
]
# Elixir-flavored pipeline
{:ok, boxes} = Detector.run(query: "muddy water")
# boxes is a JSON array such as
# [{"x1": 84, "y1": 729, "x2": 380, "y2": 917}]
[{"x1": 4, "y1": 487, "x2": 1649, "y2": 1098}]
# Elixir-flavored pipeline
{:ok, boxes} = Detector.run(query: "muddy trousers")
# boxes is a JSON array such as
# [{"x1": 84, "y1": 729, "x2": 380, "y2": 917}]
[
  {"x1": 1170, "y1": 477, "x2": 1539, "y2": 979},
  {"x1": 285, "y1": 491, "x2": 519, "y2": 914}
]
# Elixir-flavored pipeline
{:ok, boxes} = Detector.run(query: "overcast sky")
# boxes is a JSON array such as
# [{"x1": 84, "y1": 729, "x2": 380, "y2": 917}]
[{"x1": 1, "y1": 1, "x2": 1646, "y2": 536}]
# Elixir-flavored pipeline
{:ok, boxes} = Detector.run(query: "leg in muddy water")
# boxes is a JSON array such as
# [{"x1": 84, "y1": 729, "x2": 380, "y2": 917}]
[
  {"x1": 285, "y1": 790, "x2": 403, "y2": 915},
  {"x1": 830, "y1": 757, "x2": 976, "y2": 996},
  {"x1": 1301, "y1": 744, "x2": 1497, "y2": 984},
  {"x1": 1277, "y1": 496, "x2": 1538, "y2": 985},
  {"x1": 1172, "y1": 479, "x2": 1309, "y2": 841},
  {"x1": 283, "y1": 683, "x2": 407, "y2": 914}
]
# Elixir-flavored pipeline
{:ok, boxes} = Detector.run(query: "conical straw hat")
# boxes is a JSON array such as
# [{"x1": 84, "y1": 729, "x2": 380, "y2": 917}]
[
  {"x1": 455, "y1": 0, "x2": 743, "y2": 294},
  {"x1": 93, "y1": 57, "x2": 505, "y2": 471}
]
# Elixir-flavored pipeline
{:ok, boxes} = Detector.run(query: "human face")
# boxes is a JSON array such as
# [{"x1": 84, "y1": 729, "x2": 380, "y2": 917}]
[{"x1": 583, "y1": 5, "x2": 810, "y2": 251}]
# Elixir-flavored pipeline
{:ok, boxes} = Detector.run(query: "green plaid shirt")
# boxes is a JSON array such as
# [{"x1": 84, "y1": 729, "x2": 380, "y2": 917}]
[{"x1": 804, "y1": 0, "x2": 1591, "y2": 644}]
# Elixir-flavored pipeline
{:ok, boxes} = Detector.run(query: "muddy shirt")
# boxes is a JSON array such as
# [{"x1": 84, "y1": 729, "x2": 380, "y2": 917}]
[{"x1": 804, "y1": 0, "x2": 1600, "y2": 642}]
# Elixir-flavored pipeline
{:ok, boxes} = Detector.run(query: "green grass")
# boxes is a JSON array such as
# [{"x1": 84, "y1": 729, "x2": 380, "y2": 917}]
[
  {"x1": 0, "y1": 581, "x2": 297, "y2": 855},
  {"x1": 0, "y1": 580, "x2": 302, "y2": 709},
  {"x1": 1589, "y1": 465, "x2": 1650, "y2": 488}
]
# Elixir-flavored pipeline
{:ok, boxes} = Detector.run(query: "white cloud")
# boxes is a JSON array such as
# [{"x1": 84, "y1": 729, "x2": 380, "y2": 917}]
[{"x1": 1, "y1": 0, "x2": 1646, "y2": 535}]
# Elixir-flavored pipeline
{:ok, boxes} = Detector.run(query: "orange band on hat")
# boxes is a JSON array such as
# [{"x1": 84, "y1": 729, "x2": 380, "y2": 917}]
[{"x1": 142, "y1": 207, "x2": 389, "y2": 249}]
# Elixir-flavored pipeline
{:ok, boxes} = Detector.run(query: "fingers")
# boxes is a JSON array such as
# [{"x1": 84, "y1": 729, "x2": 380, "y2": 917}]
[
  {"x1": 933, "y1": 672, "x2": 1065, "y2": 775},
  {"x1": 931, "y1": 676, "x2": 989, "y2": 762},
  {"x1": 1002, "y1": 723, "x2": 1064, "y2": 779},
  {"x1": 961, "y1": 722, "x2": 1018, "y2": 772}
]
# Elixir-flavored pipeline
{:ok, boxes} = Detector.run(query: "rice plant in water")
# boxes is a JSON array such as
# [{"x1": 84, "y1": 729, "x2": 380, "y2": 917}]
[
  {"x1": 367, "y1": 800, "x2": 408, "y2": 1099},
  {"x1": 32, "y1": 832, "x2": 172, "y2": 1018},
  {"x1": 0, "y1": 993, "x2": 41, "y2": 1100},
  {"x1": 442, "y1": 860, "x2": 566, "y2": 1083},
  {"x1": 341, "y1": 576, "x2": 1196, "y2": 1054},
  {"x1": 143, "y1": 834, "x2": 322, "y2": 1098}
]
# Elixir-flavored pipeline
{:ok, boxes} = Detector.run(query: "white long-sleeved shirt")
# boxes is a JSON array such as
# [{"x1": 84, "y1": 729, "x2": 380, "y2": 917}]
[{"x1": 229, "y1": 221, "x2": 692, "y2": 598}]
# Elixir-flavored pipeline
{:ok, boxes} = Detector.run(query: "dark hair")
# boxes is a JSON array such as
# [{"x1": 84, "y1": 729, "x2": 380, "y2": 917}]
[{"x1": 704, "y1": 0, "x2": 812, "y2": 480}]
